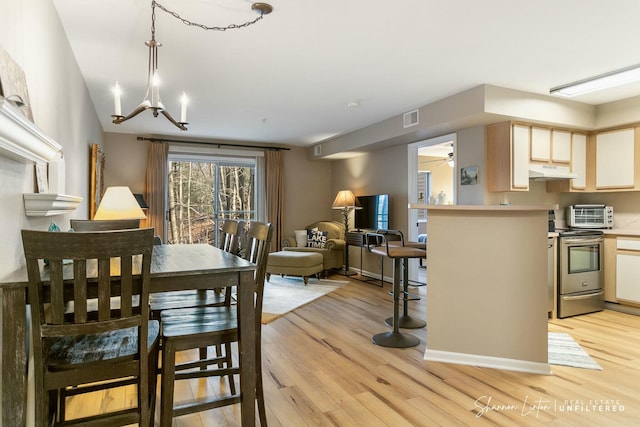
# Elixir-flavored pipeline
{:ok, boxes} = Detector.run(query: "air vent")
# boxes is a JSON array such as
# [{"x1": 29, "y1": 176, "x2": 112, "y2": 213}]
[
  {"x1": 403, "y1": 109, "x2": 419, "y2": 128},
  {"x1": 313, "y1": 144, "x2": 322, "y2": 156}
]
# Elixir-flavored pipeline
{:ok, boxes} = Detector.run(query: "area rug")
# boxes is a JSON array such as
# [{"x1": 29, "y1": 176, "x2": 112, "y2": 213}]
[
  {"x1": 261, "y1": 276, "x2": 348, "y2": 324},
  {"x1": 548, "y1": 332, "x2": 602, "y2": 370}
]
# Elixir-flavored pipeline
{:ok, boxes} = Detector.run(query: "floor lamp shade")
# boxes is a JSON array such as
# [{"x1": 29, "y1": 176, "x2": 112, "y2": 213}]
[
  {"x1": 94, "y1": 186, "x2": 147, "y2": 220},
  {"x1": 332, "y1": 190, "x2": 359, "y2": 210}
]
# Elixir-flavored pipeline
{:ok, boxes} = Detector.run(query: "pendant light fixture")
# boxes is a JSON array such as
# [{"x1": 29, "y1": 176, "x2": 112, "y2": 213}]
[{"x1": 111, "y1": 1, "x2": 273, "y2": 131}]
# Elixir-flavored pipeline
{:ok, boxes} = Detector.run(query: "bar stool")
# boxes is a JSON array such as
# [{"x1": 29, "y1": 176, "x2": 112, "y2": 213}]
[
  {"x1": 391, "y1": 238, "x2": 427, "y2": 326},
  {"x1": 366, "y1": 230, "x2": 426, "y2": 348}
]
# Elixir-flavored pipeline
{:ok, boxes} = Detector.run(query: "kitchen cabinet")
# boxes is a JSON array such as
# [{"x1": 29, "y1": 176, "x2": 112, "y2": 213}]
[
  {"x1": 546, "y1": 128, "x2": 640, "y2": 193},
  {"x1": 486, "y1": 122, "x2": 529, "y2": 191},
  {"x1": 604, "y1": 235, "x2": 617, "y2": 302},
  {"x1": 616, "y1": 238, "x2": 640, "y2": 305},
  {"x1": 546, "y1": 132, "x2": 587, "y2": 192},
  {"x1": 569, "y1": 133, "x2": 587, "y2": 190},
  {"x1": 530, "y1": 127, "x2": 571, "y2": 164},
  {"x1": 531, "y1": 127, "x2": 551, "y2": 162},
  {"x1": 551, "y1": 130, "x2": 572, "y2": 164},
  {"x1": 596, "y1": 128, "x2": 635, "y2": 190}
]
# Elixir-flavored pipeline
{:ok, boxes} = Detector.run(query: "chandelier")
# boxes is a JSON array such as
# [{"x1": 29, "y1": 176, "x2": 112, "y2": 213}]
[{"x1": 111, "y1": 1, "x2": 273, "y2": 131}]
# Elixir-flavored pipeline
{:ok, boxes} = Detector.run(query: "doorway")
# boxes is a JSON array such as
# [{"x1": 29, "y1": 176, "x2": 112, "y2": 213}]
[{"x1": 407, "y1": 133, "x2": 457, "y2": 283}]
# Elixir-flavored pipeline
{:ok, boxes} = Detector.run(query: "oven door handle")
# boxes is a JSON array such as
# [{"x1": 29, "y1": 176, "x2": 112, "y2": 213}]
[
  {"x1": 561, "y1": 290, "x2": 604, "y2": 300},
  {"x1": 561, "y1": 237, "x2": 604, "y2": 245}
]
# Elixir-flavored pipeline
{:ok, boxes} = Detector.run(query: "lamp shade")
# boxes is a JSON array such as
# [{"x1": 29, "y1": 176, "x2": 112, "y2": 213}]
[
  {"x1": 94, "y1": 186, "x2": 147, "y2": 220},
  {"x1": 332, "y1": 190, "x2": 360, "y2": 209}
]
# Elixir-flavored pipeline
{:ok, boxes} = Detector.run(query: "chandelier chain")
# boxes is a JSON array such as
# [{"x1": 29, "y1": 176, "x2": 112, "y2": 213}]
[{"x1": 152, "y1": 0, "x2": 266, "y2": 32}]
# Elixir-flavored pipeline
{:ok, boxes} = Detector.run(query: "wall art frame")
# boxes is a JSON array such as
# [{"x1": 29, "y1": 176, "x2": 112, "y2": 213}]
[
  {"x1": 89, "y1": 144, "x2": 105, "y2": 218},
  {"x1": 0, "y1": 46, "x2": 34, "y2": 122},
  {"x1": 461, "y1": 166, "x2": 479, "y2": 185}
]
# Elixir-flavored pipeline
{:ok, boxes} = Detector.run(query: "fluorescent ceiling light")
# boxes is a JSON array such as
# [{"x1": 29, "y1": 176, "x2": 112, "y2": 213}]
[{"x1": 550, "y1": 64, "x2": 640, "y2": 97}]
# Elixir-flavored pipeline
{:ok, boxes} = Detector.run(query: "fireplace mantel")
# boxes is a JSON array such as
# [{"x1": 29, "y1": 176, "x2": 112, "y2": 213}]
[{"x1": 0, "y1": 97, "x2": 62, "y2": 163}]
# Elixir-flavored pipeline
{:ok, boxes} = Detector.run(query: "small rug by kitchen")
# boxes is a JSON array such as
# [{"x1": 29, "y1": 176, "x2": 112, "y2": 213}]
[
  {"x1": 261, "y1": 275, "x2": 348, "y2": 324},
  {"x1": 548, "y1": 332, "x2": 602, "y2": 370}
]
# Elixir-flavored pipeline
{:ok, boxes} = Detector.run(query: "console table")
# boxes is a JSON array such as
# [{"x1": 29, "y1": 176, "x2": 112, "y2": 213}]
[{"x1": 345, "y1": 231, "x2": 384, "y2": 287}]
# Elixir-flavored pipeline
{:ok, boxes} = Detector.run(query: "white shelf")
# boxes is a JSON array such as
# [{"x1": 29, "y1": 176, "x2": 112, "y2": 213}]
[
  {"x1": 0, "y1": 97, "x2": 62, "y2": 163},
  {"x1": 23, "y1": 193, "x2": 83, "y2": 216}
]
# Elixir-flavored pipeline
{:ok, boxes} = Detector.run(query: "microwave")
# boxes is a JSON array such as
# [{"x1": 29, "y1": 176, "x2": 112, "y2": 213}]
[{"x1": 567, "y1": 204, "x2": 613, "y2": 229}]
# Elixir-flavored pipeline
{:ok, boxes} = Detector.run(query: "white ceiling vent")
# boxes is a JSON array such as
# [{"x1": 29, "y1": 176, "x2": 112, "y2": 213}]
[
  {"x1": 403, "y1": 109, "x2": 419, "y2": 128},
  {"x1": 313, "y1": 144, "x2": 322, "y2": 156}
]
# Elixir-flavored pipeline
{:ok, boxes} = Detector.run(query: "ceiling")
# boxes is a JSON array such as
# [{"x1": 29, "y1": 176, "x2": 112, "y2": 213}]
[{"x1": 52, "y1": 0, "x2": 640, "y2": 148}]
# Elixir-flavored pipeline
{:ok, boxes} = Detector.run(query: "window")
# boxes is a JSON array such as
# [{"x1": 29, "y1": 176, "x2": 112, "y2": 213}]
[{"x1": 167, "y1": 154, "x2": 257, "y2": 247}]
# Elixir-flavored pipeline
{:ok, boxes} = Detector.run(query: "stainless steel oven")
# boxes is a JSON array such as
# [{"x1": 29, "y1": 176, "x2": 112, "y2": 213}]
[{"x1": 557, "y1": 229, "x2": 604, "y2": 318}]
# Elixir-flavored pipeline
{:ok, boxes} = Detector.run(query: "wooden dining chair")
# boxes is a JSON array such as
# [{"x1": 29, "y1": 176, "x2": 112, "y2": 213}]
[
  {"x1": 69, "y1": 218, "x2": 140, "y2": 231},
  {"x1": 159, "y1": 221, "x2": 272, "y2": 426},
  {"x1": 21, "y1": 228, "x2": 159, "y2": 427},
  {"x1": 150, "y1": 219, "x2": 243, "y2": 316},
  {"x1": 150, "y1": 219, "x2": 243, "y2": 395}
]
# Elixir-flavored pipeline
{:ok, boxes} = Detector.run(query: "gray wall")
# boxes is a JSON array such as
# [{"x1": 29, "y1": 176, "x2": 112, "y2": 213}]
[{"x1": 0, "y1": 0, "x2": 104, "y2": 423}]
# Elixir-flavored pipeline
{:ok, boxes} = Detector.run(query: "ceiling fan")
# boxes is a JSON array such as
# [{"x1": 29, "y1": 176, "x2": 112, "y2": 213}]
[{"x1": 424, "y1": 151, "x2": 454, "y2": 167}]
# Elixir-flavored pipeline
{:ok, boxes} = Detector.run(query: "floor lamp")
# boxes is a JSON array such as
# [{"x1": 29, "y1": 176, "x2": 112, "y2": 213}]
[{"x1": 332, "y1": 190, "x2": 361, "y2": 276}]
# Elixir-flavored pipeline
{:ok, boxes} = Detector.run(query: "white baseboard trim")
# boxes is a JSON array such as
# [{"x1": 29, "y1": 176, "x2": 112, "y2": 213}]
[{"x1": 424, "y1": 349, "x2": 552, "y2": 375}]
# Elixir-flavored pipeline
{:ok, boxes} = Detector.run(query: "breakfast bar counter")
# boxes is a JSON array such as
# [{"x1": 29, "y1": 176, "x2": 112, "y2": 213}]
[{"x1": 410, "y1": 204, "x2": 552, "y2": 374}]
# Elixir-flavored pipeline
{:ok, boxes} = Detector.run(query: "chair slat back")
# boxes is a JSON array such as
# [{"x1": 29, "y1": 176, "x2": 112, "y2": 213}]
[
  {"x1": 22, "y1": 228, "x2": 154, "y2": 337},
  {"x1": 70, "y1": 219, "x2": 140, "y2": 231},
  {"x1": 243, "y1": 222, "x2": 273, "y2": 321},
  {"x1": 220, "y1": 220, "x2": 242, "y2": 254}
]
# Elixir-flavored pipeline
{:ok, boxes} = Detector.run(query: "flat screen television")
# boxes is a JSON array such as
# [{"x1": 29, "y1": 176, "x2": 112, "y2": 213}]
[{"x1": 354, "y1": 194, "x2": 390, "y2": 230}]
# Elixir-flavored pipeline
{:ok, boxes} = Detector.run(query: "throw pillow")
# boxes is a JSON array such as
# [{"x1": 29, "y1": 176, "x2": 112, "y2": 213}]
[
  {"x1": 306, "y1": 228, "x2": 328, "y2": 248},
  {"x1": 294, "y1": 230, "x2": 308, "y2": 247}
]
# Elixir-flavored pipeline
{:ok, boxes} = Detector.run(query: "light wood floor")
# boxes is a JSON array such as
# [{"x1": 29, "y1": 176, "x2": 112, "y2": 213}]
[{"x1": 65, "y1": 274, "x2": 640, "y2": 426}]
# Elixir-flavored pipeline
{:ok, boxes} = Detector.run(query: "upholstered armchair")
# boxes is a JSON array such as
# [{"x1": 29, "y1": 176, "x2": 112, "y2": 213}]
[{"x1": 281, "y1": 220, "x2": 346, "y2": 275}]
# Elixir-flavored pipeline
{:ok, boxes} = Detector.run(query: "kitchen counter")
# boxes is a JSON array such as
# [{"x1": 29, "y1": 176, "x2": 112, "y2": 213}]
[
  {"x1": 603, "y1": 229, "x2": 640, "y2": 237},
  {"x1": 412, "y1": 204, "x2": 551, "y2": 375}
]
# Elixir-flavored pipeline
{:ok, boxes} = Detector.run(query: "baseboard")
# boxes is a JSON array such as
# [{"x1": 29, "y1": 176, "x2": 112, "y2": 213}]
[
  {"x1": 605, "y1": 302, "x2": 640, "y2": 316},
  {"x1": 350, "y1": 268, "x2": 389, "y2": 284},
  {"x1": 424, "y1": 348, "x2": 552, "y2": 375}
]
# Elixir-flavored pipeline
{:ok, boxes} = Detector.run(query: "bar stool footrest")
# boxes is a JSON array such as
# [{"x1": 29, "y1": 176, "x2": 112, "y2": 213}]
[{"x1": 387, "y1": 291, "x2": 421, "y2": 301}]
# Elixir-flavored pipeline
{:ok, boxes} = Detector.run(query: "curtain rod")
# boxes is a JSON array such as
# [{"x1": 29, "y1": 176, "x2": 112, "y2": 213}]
[{"x1": 136, "y1": 136, "x2": 290, "y2": 151}]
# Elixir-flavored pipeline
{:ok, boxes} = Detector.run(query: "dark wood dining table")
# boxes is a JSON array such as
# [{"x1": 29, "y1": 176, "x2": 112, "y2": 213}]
[{"x1": 1, "y1": 243, "x2": 257, "y2": 426}]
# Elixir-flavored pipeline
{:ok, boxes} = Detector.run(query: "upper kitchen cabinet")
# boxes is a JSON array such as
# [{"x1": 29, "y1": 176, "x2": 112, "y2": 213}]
[
  {"x1": 486, "y1": 122, "x2": 529, "y2": 191},
  {"x1": 553, "y1": 126, "x2": 640, "y2": 192},
  {"x1": 595, "y1": 127, "x2": 637, "y2": 190},
  {"x1": 545, "y1": 132, "x2": 587, "y2": 192},
  {"x1": 530, "y1": 127, "x2": 571, "y2": 165}
]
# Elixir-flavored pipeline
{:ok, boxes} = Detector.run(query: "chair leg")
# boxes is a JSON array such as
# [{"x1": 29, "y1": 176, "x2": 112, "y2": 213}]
[
  {"x1": 200, "y1": 346, "x2": 208, "y2": 369},
  {"x1": 256, "y1": 329, "x2": 267, "y2": 426},
  {"x1": 160, "y1": 339, "x2": 177, "y2": 427},
  {"x1": 225, "y1": 342, "x2": 237, "y2": 395},
  {"x1": 257, "y1": 359, "x2": 267, "y2": 426}
]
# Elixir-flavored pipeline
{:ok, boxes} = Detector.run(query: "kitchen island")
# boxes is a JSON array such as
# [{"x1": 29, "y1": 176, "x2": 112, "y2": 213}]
[{"x1": 411, "y1": 204, "x2": 552, "y2": 374}]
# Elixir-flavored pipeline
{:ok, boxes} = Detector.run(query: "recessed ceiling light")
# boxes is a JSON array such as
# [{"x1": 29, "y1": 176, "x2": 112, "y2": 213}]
[{"x1": 346, "y1": 100, "x2": 360, "y2": 108}]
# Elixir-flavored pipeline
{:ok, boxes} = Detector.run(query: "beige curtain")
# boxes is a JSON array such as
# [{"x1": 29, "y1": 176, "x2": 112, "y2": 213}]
[
  {"x1": 264, "y1": 150, "x2": 283, "y2": 252},
  {"x1": 146, "y1": 141, "x2": 168, "y2": 241}
]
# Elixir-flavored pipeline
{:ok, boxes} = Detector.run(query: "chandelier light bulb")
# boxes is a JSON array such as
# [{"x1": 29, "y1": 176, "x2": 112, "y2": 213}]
[
  {"x1": 180, "y1": 92, "x2": 188, "y2": 123},
  {"x1": 113, "y1": 82, "x2": 122, "y2": 117},
  {"x1": 151, "y1": 72, "x2": 161, "y2": 108}
]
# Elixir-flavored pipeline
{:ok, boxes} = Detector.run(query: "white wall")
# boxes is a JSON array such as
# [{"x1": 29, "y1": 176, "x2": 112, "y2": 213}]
[{"x1": 0, "y1": 1, "x2": 104, "y2": 423}]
